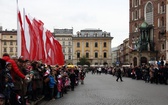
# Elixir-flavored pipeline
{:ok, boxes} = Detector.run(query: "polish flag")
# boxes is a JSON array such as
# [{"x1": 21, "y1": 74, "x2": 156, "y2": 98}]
[
  {"x1": 17, "y1": 8, "x2": 29, "y2": 59},
  {"x1": 32, "y1": 18, "x2": 46, "y2": 61},
  {"x1": 53, "y1": 39, "x2": 64, "y2": 65},
  {"x1": 17, "y1": 6, "x2": 64, "y2": 65},
  {"x1": 25, "y1": 15, "x2": 38, "y2": 61}
]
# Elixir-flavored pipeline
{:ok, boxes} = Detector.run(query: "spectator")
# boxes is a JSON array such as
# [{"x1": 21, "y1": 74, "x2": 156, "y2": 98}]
[{"x1": 0, "y1": 94, "x2": 5, "y2": 105}]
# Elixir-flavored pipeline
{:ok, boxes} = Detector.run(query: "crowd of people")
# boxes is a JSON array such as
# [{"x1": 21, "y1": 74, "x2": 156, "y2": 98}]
[
  {"x1": 112, "y1": 63, "x2": 168, "y2": 85},
  {"x1": 90, "y1": 62, "x2": 168, "y2": 85},
  {"x1": 0, "y1": 53, "x2": 86, "y2": 105}
]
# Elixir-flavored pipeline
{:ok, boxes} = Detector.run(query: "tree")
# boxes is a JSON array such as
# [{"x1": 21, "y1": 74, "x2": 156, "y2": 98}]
[{"x1": 78, "y1": 56, "x2": 90, "y2": 66}]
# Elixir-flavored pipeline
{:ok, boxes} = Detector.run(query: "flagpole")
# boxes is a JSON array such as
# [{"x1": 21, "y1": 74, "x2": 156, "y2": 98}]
[{"x1": 16, "y1": 0, "x2": 21, "y2": 58}]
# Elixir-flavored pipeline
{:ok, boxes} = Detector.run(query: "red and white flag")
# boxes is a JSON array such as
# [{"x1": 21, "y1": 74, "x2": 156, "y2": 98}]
[
  {"x1": 17, "y1": 6, "x2": 29, "y2": 59},
  {"x1": 17, "y1": 8, "x2": 64, "y2": 65}
]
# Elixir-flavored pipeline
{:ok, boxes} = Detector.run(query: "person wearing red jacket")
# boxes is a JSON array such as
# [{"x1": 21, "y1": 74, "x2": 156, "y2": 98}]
[
  {"x1": 2, "y1": 53, "x2": 29, "y2": 105},
  {"x1": 2, "y1": 53, "x2": 25, "y2": 80}
]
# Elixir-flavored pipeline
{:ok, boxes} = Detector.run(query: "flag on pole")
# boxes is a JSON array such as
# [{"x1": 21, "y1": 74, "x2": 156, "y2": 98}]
[{"x1": 17, "y1": 1, "x2": 64, "y2": 65}]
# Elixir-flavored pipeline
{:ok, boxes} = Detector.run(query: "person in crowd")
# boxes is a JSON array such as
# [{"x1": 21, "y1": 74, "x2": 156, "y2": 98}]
[
  {"x1": 74, "y1": 67, "x2": 79, "y2": 86},
  {"x1": 69, "y1": 69, "x2": 76, "y2": 91},
  {"x1": 149, "y1": 64, "x2": 155, "y2": 83},
  {"x1": 0, "y1": 59, "x2": 6, "y2": 96},
  {"x1": 3, "y1": 62, "x2": 14, "y2": 105},
  {"x1": 2, "y1": 53, "x2": 28, "y2": 80},
  {"x1": 80, "y1": 69, "x2": 86, "y2": 84},
  {"x1": 2, "y1": 54, "x2": 29, "y2": 105},
  {"x1": 57, "y1": 75, "x2": 63, "y2": 99},
  {"x1": 163, "y1": 63, "x2": 168, "y2": 85},
  {"x1": 98, "y1": 67, "x2": 102, "y2": 75},
  {"x1": 115, "y1": 65, "x2": 123, "y2": 82},
  {"x1": 48, "y1": 69, "x2": 56, "y2": 100},
  {"x1": 0, "y1": 94, "x2": 5, "y2": 105}
]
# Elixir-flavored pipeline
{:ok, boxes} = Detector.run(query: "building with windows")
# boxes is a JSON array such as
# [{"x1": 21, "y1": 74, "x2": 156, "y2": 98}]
[
  {"x1": 72, "y1": 29, "x2": 113, "y2": 66},
  {"x1": 129, "y1": 0, "x2": 167, "y2": 66},
  {"x1": 53, "y1": 28, "x2": 73, "y2": 64},
  {"x1": 0, "y1": 29, "x2": 17, "y2": 57}
]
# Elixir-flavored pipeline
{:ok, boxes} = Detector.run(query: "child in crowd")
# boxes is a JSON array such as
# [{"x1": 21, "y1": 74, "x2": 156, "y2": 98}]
[
  {"x1": 57, "y1": 75, "x2": 63, "y2": 98},
  {"x1": 4, "y1": 62, "x2": 14, "y2": 105},
  {"x1": 48, "y1": 70, "x2": 56, "y2": 100}
]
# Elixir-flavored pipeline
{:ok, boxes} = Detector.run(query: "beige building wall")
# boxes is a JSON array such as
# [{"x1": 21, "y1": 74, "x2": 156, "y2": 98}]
[
  {"x1": 72, "y1": 29, "x2": 113, "y2": 66},
  {"x1": 0, "y1": 30, "x2": 17, "y2": 57}
]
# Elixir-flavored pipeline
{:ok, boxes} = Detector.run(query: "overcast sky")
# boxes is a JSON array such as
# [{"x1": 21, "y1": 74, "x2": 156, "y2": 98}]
[{"x1": 0, "y1": 0, "x2": 129, "y2": 47}]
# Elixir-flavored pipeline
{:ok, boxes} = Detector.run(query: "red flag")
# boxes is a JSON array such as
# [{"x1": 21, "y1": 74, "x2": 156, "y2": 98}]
[
  {"x1": 53, "y1": 39, "x2": 64, "y2": 65},
  {"x1": 32, "y1": 18, "x2": 45, "y2": 61},
  {"x1": 25, "y1": 15, "x2": 38, "y2": 61},
  {"x1": 45, "y1": 30, "x2": 54, "y2": 65},
  {"x1": 17, "y1": 9, "x2": 29, "y2": 59}
]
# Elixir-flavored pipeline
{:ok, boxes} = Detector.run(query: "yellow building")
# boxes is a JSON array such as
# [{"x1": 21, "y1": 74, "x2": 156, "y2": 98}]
[
  {"x1": 72, "y1": 29, "x2": 113, "y2": 66},
  {"x1": 0, "y1": 29, "x2": 17, "y2": 57}
]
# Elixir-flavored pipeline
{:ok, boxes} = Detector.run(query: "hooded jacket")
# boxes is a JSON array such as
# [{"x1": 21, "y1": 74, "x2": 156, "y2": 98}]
[{"x1": 2, "y1": 55, "x2": 25, "y2": 80}]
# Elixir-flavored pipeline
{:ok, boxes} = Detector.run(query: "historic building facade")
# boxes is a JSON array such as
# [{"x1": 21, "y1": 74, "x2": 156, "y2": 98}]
[
  {"x1": 129, "y1": 0, "x2": 167, "y2": 66},
  {"x1": 0, "y1": 29, "x2": 17, "y2": 57},
  {"x1": 72, "y1": 29, "x2": 113, "y2": 66},
  {"x1": 53, "y1": 28, "x2": 73, "y2": 64}
]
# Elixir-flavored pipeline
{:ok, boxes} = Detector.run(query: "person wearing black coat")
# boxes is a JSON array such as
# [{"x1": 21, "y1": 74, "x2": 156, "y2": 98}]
[
  {"x1": 69, "y1": 69, "x2": 76, "y2": 91},
  {"x1": 115, "y1": 66, "x2": 123, "y2": 82}
]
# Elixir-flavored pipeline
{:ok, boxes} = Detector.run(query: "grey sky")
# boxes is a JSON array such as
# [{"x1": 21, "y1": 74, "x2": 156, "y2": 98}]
[{"x1": 0, "y1": 0, "x2": 129, "y2": 47}]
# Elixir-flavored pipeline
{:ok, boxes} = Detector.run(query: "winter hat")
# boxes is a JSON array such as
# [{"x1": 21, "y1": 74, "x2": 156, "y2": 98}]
[
  {"x1": 57, "y1": 75, "x2": 62, "y2": 78},
  {"x1": 6, "y1": 62, "x2": 11, "y2": 67}
]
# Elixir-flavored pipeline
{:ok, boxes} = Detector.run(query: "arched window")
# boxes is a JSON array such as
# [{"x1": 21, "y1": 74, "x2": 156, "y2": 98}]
[
  {"x1": 145, "y1": 2, "x2": 153, "y2": 25},
  {"x1": 103, "y1": 52, "x2": 107, "y2": 58},
  {"x1": 95, "y1": 52, "x2": 98, "y2": 58},
  {"x1": 103, "y1": 42, "x2": 106, "y2": 47},
  {"x1": 86, "y1": 52, "x2": 89, "y2": 58},
  {"x1": 86, "y1": 42, "x2": 89, "y2": 47},
  {"x1": 161, "y1": 17, "x2": 164, "y2": 27},
  {"x1": 161, "y1": 2, "x2": 165, "y2": 13}
]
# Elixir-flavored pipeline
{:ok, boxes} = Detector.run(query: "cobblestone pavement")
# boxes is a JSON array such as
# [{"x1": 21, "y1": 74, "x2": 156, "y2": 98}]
[{"x1": 40, "y1": 73, "x2": 168, "y2": 105}]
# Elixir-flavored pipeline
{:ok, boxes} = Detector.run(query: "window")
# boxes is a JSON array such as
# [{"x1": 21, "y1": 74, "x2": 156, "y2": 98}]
[
  {"x1": 162, "y1": 44, "x2": 165, "y2": 50},
  {"x1": 10, "y1": 41, "x2": 13, "y2": 45},
  {"x1": 68, "y1": 47, "x2": 71, "y2": 53},
  {"x1": 86, "y1": 42, "x2": 89, "y2": 47},
  {"x1": 63, "y1": 47, "x2": 65, "y2": 53},
  {"x1": 10, "y1": 47, "x2": 13, "y2": 52},
  {"x1": 3, "y1": 48, "x2": 7, "y2": 52},
  {"x1": 161, "y1": 2, "x2": 165, "y2": 13},
  {"x1": 63, "y1": 41, "x2": 65, "y2": 46},
  {"x1": 10, "y1": 36, "x2": 13, "y2": 38},
  {"x1": 95, "y1": 52, "x2": 98, "y2": 58},
  {"x1": 68, "y1": 42, "x2": 71, "y2": 46},
  {"x1": 86, "y1": 52, "x2": 89, "y2": 58},
  {"x1": 103, "y1": 42, "x2": 106, "y2": 47},
  {"x1": 77, "y1": 42, "x2": 80, "y2": 47},
  {"x1": 4, "y1": 41, "x2": 6, "y2": 45},
  {"x1": 77, "y1": 52, "x2": 80, "y2": 58},
  {"x1": 68, "y1": 56, "x2": 71, "y2": 60},
  {"x1": 95, "y1": 42, "x2": 98, "y2": 47},
  {"x1": 145, "y1": 2, "x2": 153, "y2": 25},
  {"x1": 104, "y1": 52, "x2": 107, "y2": 58},
  {"x1": 161, "y1": 17, "x2": 164, "y2": 27}
]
